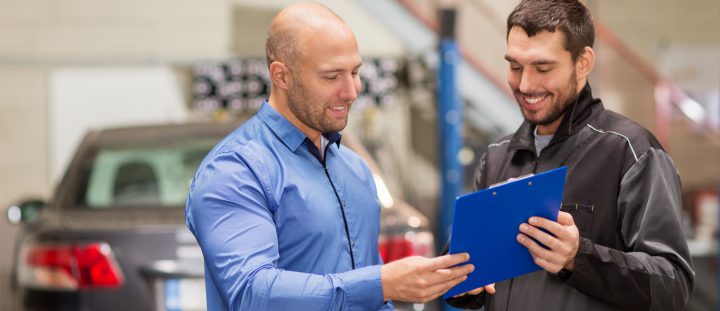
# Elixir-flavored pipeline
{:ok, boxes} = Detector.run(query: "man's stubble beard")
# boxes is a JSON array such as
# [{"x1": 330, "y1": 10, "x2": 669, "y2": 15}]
[
  {"x1": 520, "y1": 71, "x2": 579, "y2": 126},
  {"x1": 286, "y1": 78, "x2": 349, "y2": 134}
]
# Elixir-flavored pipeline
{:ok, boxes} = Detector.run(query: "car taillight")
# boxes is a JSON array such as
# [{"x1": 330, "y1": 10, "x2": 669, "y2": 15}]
[
  {"x1": 18, "y1": 242, "x2": 124, "y2": 290},
  {"x1": 378, "y1": 231, "x2": 434, "y2": 263}
]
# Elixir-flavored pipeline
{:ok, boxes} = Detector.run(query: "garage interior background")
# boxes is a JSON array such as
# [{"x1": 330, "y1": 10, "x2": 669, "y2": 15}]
[{"x1": 1, "y1": 0, "x2": 719, "y2": 310}]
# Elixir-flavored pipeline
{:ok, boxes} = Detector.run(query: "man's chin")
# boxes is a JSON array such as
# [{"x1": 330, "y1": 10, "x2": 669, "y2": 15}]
[
  {"x1": 521, "y1": 111, "x2": 544, "y2": 125},
  {"x1": 322, "y1": 123, "x2": 347, "y2": 133}
]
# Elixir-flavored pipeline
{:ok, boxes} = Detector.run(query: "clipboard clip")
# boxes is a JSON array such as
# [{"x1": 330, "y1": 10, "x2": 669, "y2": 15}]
[{"x1": 489, "y1": 174, "x2": 535, "y2": 189}]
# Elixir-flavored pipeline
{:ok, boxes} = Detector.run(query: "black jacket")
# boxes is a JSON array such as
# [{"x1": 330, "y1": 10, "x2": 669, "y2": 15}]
[{"x1": 448, "y1": 84, "x2": 694, "y2": 310}]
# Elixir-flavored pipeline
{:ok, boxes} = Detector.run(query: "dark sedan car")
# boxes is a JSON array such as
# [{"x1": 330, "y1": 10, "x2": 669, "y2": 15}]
[{"x1": 6, "y1": 121, "x2": 435, "y2": 311}]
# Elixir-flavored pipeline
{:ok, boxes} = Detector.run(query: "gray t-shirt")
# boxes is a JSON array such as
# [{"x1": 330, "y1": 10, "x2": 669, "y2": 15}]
[{"x1": 534, "y1": 127, "x2": 554, "y2": 156}]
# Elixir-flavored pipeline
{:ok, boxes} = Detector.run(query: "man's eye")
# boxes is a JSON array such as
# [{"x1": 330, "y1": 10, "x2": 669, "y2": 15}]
[
  {"x1": 510, "y1": 66, "x2": 522, "y2": 72},
  {"x1": 324, "y1": 76, "x2": 338, "y2": 80},
  {"x1": 537, "y1": 67, "x2": 551, "y2": 73}
]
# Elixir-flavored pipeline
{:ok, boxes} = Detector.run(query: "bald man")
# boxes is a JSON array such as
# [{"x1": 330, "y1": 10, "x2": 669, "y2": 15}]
[{"x1": 186, "y1": 3, "x2": 473, "y2": 310}]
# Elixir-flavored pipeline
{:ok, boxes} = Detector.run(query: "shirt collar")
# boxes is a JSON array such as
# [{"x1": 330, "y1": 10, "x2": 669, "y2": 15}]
[
  {"x1": 257, "y1": 101, "x2": 342, "y2": 153},
  {"x1": 304, "y1": 133, "x2": 342, "y2": 163}
]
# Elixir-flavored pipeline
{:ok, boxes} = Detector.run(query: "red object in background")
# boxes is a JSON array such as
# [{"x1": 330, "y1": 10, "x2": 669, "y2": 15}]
[
  {"x1": 21, "y1": 243, "x2": 124, "y2": 290},
  {"x1": 378, "y1": 233, "x2": 434, "y2": 263},
  {"x1": 692, "y1": 190, "x2": 719, "y2": 241}
]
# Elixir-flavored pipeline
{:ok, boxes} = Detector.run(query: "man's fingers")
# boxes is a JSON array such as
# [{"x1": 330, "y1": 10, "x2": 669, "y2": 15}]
[
  {"x1": 527, "y1": 217, "x2": 564, "y2": 237},
  {"x1": 557, "y1": 211, "x2": 575, "y2": 226},
  {"x1": 518, "y1": 234, "x2": 564, "y2": 265},
  {"x1": 429, "y1": 263, "x2": 474, "y2": 283},
  {"x1": 467, "y1": 286, "x2": 487, "y2": 295},
  {"x1": 425, "y1": 274, "x2": 468, "y2": 299},
  {"x1": 531, "y1": 255, "x2": 563, "y2": 273},
  {"x1": 451, "y1": 281, "x2": 495, "y2": 298},
  {"x1": 524, "y1": 243, "x2": 565, "y2": 273},
  {"x1": 519, "y1": 223, "x2": 557, "y2": 250},
  {"x1": 426, "y1": 253, "x2": 470, "y2": 271},
  {"x1": 452, "y1": 286, "x2": 485, "y2": 298},
  {"x1": 519, "y1": 222, "x2": 575, "y2": 257},
  {"x1": 450, "y1": 263, "x2": 475, "y2": 279}
]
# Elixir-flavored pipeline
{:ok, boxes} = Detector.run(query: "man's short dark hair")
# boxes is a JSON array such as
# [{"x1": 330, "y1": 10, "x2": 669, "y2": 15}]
[{"x1": 507, "y1": 0, "x2": 595, "y2": 61}]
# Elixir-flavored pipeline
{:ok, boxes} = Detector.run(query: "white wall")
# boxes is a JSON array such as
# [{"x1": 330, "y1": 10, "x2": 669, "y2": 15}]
[
  {"x1": 0, "y1": 67, "x2": 50, "y2": 311},
  {"x1": 232, "y1": 0, "x2": 406, "y2": 57},
  {"x1": 0, "y1": 0, "x2": 231, "y2": 61},
  {"x1": 0, "y1": 0, "x2": 229, "y2": 308},
  {"x1": 49, "y1": 67, "x2": 188, "y2": 181}
]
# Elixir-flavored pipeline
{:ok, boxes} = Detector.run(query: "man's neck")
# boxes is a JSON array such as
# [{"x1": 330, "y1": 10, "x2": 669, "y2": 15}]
[
  {"x1": 536, "y1": 115, "x2": 564, "y2": 135},
  {"x1": 268, "y1": 94, "x2": 322, "y2": 149},
  {"x1": 536, "y1": 83, "x2": 585, "y2": 135}
]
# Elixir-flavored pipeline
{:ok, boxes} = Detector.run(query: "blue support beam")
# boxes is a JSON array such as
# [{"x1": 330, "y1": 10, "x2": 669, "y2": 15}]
[
  {"x1": 437, "y1": 8, "x2": 463, "y2": 311},
  {"x1": 437, "y1": 38, "x2": 463, "y2": 253}
]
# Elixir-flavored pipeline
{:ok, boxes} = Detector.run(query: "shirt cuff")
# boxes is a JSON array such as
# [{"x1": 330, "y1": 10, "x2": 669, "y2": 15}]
[{"x1": 340, "y1": 265, "x2": 384, "y2": 311}]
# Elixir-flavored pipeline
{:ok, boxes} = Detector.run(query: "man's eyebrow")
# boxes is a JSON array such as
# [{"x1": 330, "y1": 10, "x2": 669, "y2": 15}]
[
  {"x1": 532, "y1": 60, "x2": 557, "y2": 66},
  {"x1": 319, "y1": 69, "x2": 344, "y2": 74},
  {"x1": 504, "y1": 55, "x2": 556, "y2": 66}
]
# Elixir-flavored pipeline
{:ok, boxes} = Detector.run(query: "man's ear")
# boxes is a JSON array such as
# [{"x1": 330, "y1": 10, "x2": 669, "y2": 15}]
[
  {"x1": 269, "y1": 61, "x2": 292, "y2": 91},
  {"x1": 575, "y1": 46, "x2": 595, "y2": 80}
]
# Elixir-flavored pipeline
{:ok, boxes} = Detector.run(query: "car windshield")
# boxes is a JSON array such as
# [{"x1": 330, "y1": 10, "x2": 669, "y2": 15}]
[{"x1": 82, "y1": 138, "x2": 218, "y2": 208}]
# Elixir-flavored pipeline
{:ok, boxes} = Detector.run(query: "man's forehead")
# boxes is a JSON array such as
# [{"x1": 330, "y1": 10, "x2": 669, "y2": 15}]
[
  {"x1": 508, "y1": 27, "x2": 565, "y2": 46},
  {"x1": 506, "y1": 27, "x2": 570, "y2": 63},
  {"x1": 310, "y1": 54, "x2": 362, "y2": 72},
  {"x1": 296, "y1": 26, "x2": 361, "y2": 70}
]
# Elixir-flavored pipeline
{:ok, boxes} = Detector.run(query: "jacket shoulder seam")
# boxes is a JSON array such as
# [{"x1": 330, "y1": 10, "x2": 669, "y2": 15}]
[
  {"x1": 488, "y1": 139, "x2": 511, "y2": 149},
  {"x1": 585, "y1": 123, "x2": 639, "y2": 162}
]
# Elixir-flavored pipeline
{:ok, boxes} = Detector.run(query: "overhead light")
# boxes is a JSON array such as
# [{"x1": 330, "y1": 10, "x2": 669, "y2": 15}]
[
  {"x1": 407, "y1": 216, "x2": 421, "y2": 228},
  {"x1": 679, "y1": 97, "x2": 706, "y2": 123},
  {"x1": 7, "y1": 205, "x2": 21, "y2": 224},
  {"x1": 458, "y1": 147, "x2": 475, "y2": 166}
]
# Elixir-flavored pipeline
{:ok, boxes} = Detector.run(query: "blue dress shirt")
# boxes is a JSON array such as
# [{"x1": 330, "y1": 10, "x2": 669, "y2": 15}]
[{"x1": 186, "y1": 102, "x2": 392, "y2": 310}]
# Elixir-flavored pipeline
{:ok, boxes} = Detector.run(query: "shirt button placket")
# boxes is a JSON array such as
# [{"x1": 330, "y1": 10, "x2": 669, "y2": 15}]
[{"x1": 350, "y1": 240, "x2": 359, "y2": 265}]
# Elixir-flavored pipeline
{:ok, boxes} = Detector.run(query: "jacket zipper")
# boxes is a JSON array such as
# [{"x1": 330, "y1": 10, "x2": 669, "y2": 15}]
[{"x1": 322, "y1": 146, "x2": 356, "y2": 270}]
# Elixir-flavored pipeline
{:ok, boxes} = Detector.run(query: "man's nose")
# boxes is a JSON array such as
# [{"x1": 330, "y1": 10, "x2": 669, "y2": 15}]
[
  {"x1": 518, "y1": 71, "x2": 536, "y2": 94},
  {"x1": 339, "y1": 74, "x2": 359, "y2": 101}
]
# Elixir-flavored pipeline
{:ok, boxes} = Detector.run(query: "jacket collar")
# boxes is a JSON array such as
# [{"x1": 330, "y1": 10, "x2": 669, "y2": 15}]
[{"x1": 508, "y1": 83, "x2": 603, "y2": 152}]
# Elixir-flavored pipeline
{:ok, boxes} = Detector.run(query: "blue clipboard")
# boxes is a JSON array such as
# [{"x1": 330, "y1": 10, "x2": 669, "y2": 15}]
[{"x1": 443, "y1": 166, "x2": 567, "y2": 299}]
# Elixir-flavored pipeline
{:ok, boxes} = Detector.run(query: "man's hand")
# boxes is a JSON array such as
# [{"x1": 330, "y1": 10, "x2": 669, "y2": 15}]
[
  {"x1": 452, "y1": 283, "x2": 496, "y2": 298},
  {"x1": 381, "y1": 253, "x2": 474, "y2": 303},
  {"x1": 516, "y1": 211, "x2": 580, "y2": 273}
]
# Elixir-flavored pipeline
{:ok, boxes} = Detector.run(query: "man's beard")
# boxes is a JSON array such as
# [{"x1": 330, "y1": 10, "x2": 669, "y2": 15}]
[
  {"x1": 286, "y1": 79, "x2": 349, "y2": 134},
  {"x1": 519, "y1": 71, "x2": 579, "y2": 126}
]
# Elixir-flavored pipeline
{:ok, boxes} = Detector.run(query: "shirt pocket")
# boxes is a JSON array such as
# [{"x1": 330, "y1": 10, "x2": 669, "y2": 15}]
[{"x1": 560, "y1": 203, "x2": 595, "y2": 238}]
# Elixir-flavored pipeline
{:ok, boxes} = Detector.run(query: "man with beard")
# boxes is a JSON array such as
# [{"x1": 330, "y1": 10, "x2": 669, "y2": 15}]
[
  {"x1": 447, "y1": 0, "x2": 694, "y2": 310},
  {"x1": 186, "y1": 3, "x2": 474, "y2": 311}
]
